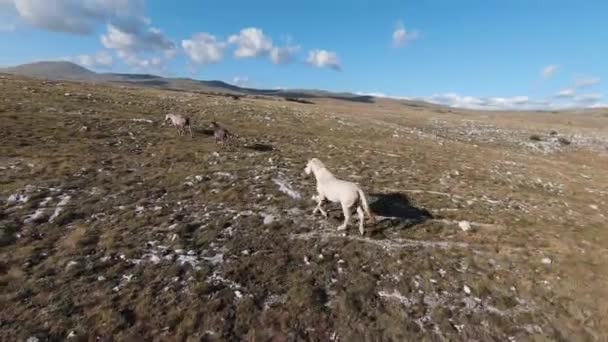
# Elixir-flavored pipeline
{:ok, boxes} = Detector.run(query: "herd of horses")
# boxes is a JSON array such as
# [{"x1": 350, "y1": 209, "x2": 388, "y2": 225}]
[
  {"x1": 163, "y1": 113, "x2": 233, "y2": 146},
  {"x1": 162, "y1": 113, "x2": 376, "y2": 235}
]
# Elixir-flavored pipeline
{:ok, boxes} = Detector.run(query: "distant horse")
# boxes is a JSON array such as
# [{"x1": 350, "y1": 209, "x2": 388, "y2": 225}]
[
  {"x1": 304, "y1": 158, "x2": 375, "y2": 234},
  {"x1": 164, "y1": 114, "x2": 193, "y2": 138},
  {"x1": 210, "y1": 121, "x2": 234, "y2": 146}
]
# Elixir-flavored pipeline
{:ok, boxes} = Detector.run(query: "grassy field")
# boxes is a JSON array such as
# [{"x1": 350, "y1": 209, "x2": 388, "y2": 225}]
[{"x1": 1, "y1": 74, "x2": 607, "y2": 341}]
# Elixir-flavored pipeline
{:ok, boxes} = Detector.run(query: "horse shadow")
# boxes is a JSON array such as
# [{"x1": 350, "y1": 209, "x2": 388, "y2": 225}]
[
  {"x1": 368, "y1": 192, "x2": 433, "y2": 235},
  {"x1": 244, "y1": 143, "x2": 274, "y2": 152},
  {"x1": 196, "y1": 128, "x2": 215, "y2": 136}
]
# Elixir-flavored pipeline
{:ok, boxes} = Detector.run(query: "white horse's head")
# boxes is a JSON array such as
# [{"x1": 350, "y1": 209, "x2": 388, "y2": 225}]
[{"x1": 304, "y1": 158, "x2": 324, "y2": 175}]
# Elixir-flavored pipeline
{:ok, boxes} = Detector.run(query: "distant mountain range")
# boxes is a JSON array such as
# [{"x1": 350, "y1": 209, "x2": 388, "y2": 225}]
[{"x1": 0, "y1": 61, "x2": 379, "y2": 104}]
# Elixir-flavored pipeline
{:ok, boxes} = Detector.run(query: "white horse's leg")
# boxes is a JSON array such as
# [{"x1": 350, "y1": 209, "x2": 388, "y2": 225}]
[
  {"x1": 356, "y1": 206, "x2": 365, "y2": 235},
  {"x1": 313, "y1": 195, "x2": 328, "y2": 218},
  {"x1": 337, "y1": 202, "x2": 351, "y2": 231}
]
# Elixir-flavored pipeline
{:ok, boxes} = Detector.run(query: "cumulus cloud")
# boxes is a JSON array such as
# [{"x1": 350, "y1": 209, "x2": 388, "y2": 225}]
[
  {"x1": 116, "y1": 50, "x2": 163, "y2": 70},
  {"x1": 66, "y1": 51, "x2": 113, "y2": 69},
  {"x1": 182, "y1": 33, "x2": 226, "y2": 65},
  {"x1": 3, "y1": 0, "x2": 146, "y2": 34},
  {"x1": 3, "y1": 1, "x2": 175, "y2": 72},
  {"x1": 421, "y1": 92, "x2": 608, "y2": 110},
  {"x1": 270, "y1": 45, "x2": 299, "y2": 64},
  {"x1": 574, "y1": 93, "x2": 602, "y2": 103},
  {"x1": 101, "y1": 24, "x2": 174, "y2": 53},
  {"x1": 101, "y1": 23, "x2": 176, "y2": 71},
  {"x1": 306, "y1": 49, "x2": 341, "y2": 71},
  {"x1": 574, "y1": 75, "x2": 600, "y2": 88},
  {"x1": 228, "y1": 27, "x2": 272, "y2": 58},
  {"x1": 423, "y1": 93, "x2": 546, "y2": 110},
  {"x1": 392, "y1": 21, "x2": 419, "y2": 47},
  {"x1": 356, "y1": 91, "x2": 388, "y2": 98},
  {"x1": 232, "y1": 76, "x2": 249, "y2": 87},
  {"x1": 541, "y1": 65, "x2": 558, "y2": 79},
  {"x1": 554, "y1": 88, "x2": 575, "y2": 98}
]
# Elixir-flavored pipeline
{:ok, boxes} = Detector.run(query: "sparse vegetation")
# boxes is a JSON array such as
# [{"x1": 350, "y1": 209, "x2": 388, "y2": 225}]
[{"x1": 1, "y1": 74, "x2": 607, "y2": 341}]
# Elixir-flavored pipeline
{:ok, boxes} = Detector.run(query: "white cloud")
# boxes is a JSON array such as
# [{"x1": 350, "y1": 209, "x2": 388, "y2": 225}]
[
  {"x1": 542, "y1": 65, "x2": 558, "y2": 79},
  {"x1": 101, "y1": 23, "x2": 176, "y2": 71},
  {"x1": 574, "y1": 75, "x2": 600, "y2": 88},
  {"x1": 101, "y1": 24, "x2": 174, "y2": 53},
  {"x1": 588, "y1": 102, "x2": 608, "y2": 109},
  {"x1": 554, "y1": 88, "x2": 575, "y2": 98},
  {"x1": 116, "y1": 50, "x2": 163, "y2": 70},
  {"x1": 424, "y1": 93, "x2": 543, "y2": 110},
  {"x1": 574, "y1": 93, "x2": 602, "y2": 103},
  {"x1": 306, "y1": 49, "x2": 341, "y2": 71},
  {"x1": 3, "y1": 1, "x2": 175, "y2": 72},
  {"x1": 420, "y1": 92, "x2": 608, "y2": 110},
  {"x1": 3, "y1": 0, "x2": 146, "y2": 34},
  {"x1": 270, "y1": 45, "x2": 299, "y2": 64},
  {"x1": 67, "y1": 51, "x2": 113, "y2": 69},
  {"x1": 228, "y1": 27, "x2": 272, "y2": 58},
  {"x1": 392, "y1": 21, "x2": 419, "y2": 47},
  {"x1": 232, "y1": 76, "x2": 249, "y2": 87},
  {"x1": 182, "y1": 33, "x2": 226, "y2": 65}
]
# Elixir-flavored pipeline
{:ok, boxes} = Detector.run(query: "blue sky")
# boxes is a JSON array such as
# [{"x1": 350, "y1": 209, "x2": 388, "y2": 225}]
[{"x1": 0, "y1": 0, "x2": 606, "y2": 109}]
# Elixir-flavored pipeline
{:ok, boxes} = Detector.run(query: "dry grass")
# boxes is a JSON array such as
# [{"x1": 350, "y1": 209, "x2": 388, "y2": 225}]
[{"x1": 1, "y1": 74, "x2": 608, "y2": 341}]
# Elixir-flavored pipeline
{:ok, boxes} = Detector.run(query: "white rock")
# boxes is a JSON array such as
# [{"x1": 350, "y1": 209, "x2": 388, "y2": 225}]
[
  {"x1": 97, "y1": 276, "x2": 106, "y2": 281},
  {"x1": 234, "y1": 290, "x2": 243, "y2": 299},
  {"x1": 589, "y1": 204, "x2": 599, "y2": 210},
  {"x1": 7, "y1": 193, "x2": 29, "y2": 204},
  {"x1": 65, "y1": 260, "x2": 79, "y2": 270},
  {"x1": 262, "y1": 214, "x2": 275, "y2": 225},
  {"x1": 541, "y1": 257, "x2": 552, "y2": 265},
  {"x1": 148, "y1": 255, "x2": 161, "y2": 264},
  {"x1": 463, "y1": 284, "x2": 471, "y2": 295},
  {"x1": 27, "y1": 337, "x2": 40, "y2": 342},
  {"x1": 458, "y1": 220, "x2": 471, "y2": 231}
]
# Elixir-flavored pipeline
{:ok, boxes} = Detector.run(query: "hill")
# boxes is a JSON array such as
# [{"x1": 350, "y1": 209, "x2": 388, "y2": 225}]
[
  {"x1": 0, "y1": 74, "x2": 607, "y2": 340},
  {"x1": 0, "y1": 61, "x2": 377, "y2": 103}
]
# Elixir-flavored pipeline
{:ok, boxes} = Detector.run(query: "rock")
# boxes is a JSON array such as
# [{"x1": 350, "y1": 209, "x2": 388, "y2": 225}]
[
  {"x1": 589, "y1": 204, "x2": 599, "y2": 210},
  {"x1": 79, "y1": 126, "x2": 89, "y2": 132},
  {"x1": 65, "y1": 260, "x2": 79, "y2": 270},
  {"x1": 458, "y1": 220, "x2": 471, "y2": 231},
  {"x1": 463, "y1": 284, "x2": 471, "y2": 295},
  {"x1": 64, "y1": 92, "x2": 71, "y2": 97},
  {"x1": 7, "y1": 193, "x2": 29, "y2": 204},
  {"x1": 26, "y1": 337, "x2": 40, "y2": 342},
  {"x1": 24, "y1": 209, "x2": 47, "y2": 225},
  {"x1": 262, "y1": 214, "x2": 275, "y2": 225},
  {"x1": 541, "y1": 257, "x2": 552, "y2": 265}
]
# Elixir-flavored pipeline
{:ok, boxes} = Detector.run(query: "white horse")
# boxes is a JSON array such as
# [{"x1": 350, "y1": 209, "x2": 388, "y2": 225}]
[
  {"x1": 164, "y1": 113, "x2": 192, "y2": 138},
  {"x1": 304, "y1": 158, "x2": 375, "y2": 234}
]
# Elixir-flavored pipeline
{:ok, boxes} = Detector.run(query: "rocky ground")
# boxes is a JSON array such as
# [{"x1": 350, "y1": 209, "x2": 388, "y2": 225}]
[{"x1": 1, "y1": 74, "x2": 607, "y2": 341}]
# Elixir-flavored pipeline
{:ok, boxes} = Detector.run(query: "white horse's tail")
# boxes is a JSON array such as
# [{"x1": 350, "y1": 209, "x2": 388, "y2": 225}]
[{"x1": 357, "y1": 188, "x2": 376, "y2": 223}]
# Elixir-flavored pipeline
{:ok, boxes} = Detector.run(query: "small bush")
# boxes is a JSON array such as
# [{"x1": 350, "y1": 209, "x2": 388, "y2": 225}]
[
  {"x1": 529, "y1": 134, "x2": 542, "y2": 141},
  {"x1": 558, "y1": 137, "x2": 572, "y2": 145}
]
